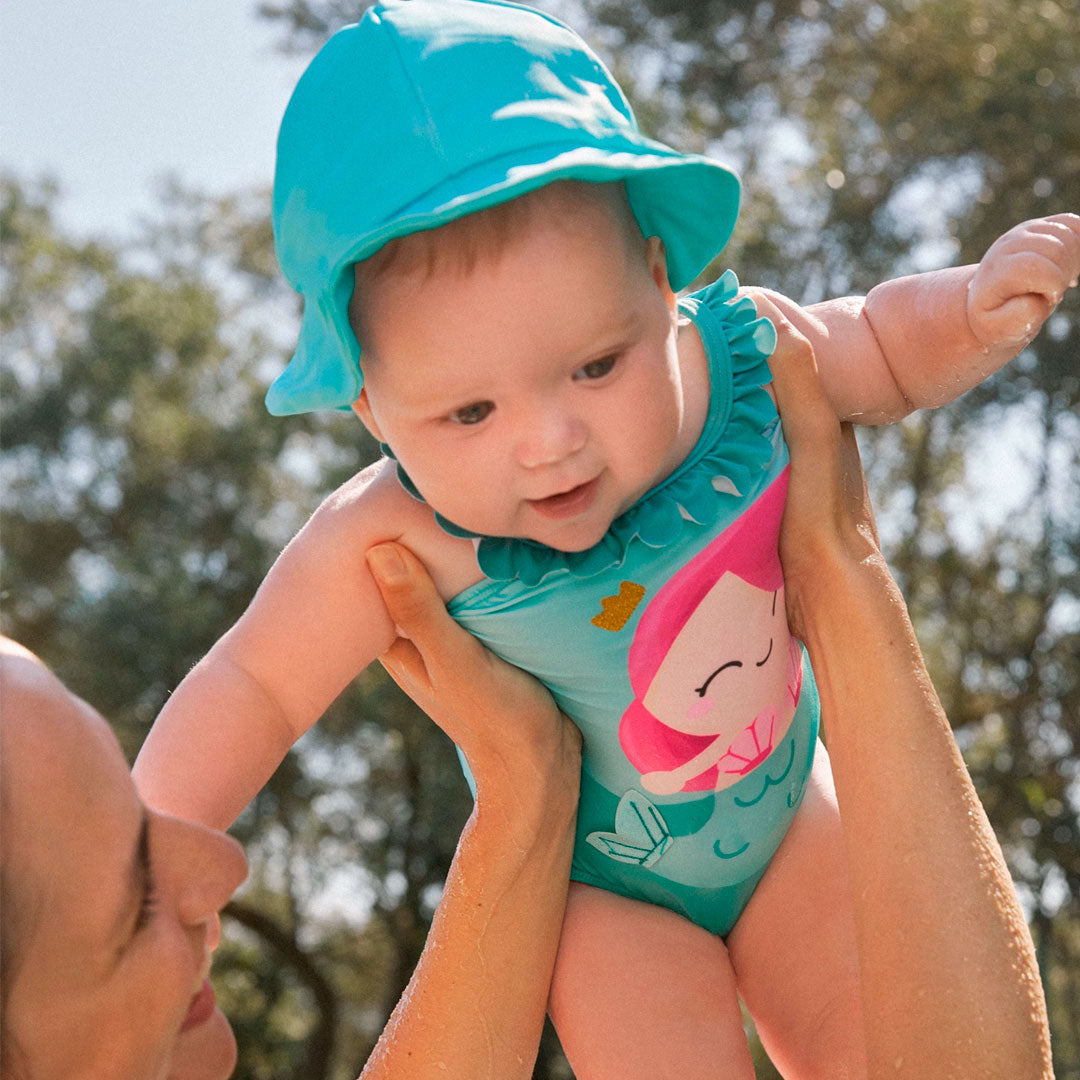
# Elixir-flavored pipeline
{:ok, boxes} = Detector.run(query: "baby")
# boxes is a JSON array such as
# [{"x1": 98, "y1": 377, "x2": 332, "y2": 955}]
[{"x1": 134, "y1": 1, "x2": 1080, "y2": 1075}]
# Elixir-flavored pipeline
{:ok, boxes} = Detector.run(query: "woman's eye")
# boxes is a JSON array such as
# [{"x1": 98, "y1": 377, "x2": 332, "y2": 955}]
[
  {"x1": 450, "y1": 401, "x2": 494, "y2": 425},
  {"x1": 134, "y1": 882, "x2": 158, "y2": 933},
  {"x1": 575, "y1": 356, "x2": 617, "y2": 380}
]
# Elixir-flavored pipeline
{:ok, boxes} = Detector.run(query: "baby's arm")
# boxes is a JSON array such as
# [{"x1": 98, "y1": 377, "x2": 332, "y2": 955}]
[
  {"x1": 746, "y1": 213, "x2": 1080, "y2": 423},
  {"x1": 132, "y1": 461, "x2": 451, "y2": 830}
]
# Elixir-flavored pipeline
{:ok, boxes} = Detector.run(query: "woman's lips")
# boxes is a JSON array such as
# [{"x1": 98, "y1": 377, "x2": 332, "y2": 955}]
[
  {"x1": 180, "y1": 978, "x2": 217, "y2": 1033},
  {"x1": 527, "y1": 476, "x2": 600, "y2": 520}
]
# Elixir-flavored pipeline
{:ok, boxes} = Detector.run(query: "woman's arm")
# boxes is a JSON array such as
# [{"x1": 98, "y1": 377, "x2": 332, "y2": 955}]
[
  {"x1": 762, "y1": 297, "x2": 1053, "y2": 1080},
  {"x1": 359, "y1": 543, "x2": 581, "y2": 1080}
]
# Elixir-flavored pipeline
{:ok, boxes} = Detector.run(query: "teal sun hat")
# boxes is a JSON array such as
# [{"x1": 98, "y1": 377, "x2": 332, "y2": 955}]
[{"x1": 268, "y1": 0, "x2": 742, "y2": 415}]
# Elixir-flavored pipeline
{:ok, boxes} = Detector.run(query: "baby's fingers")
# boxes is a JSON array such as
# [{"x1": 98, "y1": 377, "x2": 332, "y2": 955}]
[
  {"x1": 986, "y1": 213, "x2": 1080, "y2": 265},
  {"x1": 1024, "y1": 212, "x2": 1080, "y2": 276},
  {"x1": 973, "y1": 214, "x2": 1080, "y2": 308}
]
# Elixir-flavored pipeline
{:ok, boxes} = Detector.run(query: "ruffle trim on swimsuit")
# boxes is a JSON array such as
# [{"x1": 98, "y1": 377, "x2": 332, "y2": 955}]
[{"x1": 382, "y1": 269, "x2": 778, "y2": 585}]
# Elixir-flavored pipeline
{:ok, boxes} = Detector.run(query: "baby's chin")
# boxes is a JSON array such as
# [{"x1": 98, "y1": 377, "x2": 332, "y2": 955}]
[
  {"x1": 441, "y1": 508, "x2": 617, "y2": 553},
  {"x1": 535, "y1": 531, "x2": 609, "y2": 553},
  {"x1": 514, "y1": 515, "x2": 616, "y2": 553}
]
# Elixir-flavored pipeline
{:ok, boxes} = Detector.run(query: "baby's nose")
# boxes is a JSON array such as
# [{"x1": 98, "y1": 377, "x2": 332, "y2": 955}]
[{"x1": 516, "y1": 409, "x2": 587, "y2": 468}]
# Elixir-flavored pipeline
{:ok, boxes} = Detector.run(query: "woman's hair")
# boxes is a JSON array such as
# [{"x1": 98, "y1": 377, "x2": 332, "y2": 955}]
[
  {"x1": 618, "y1": 470, "x2": 790, "y2": 791},
  {"x1": 347, "y1": 179, "x2": 641, "y2": 348}
]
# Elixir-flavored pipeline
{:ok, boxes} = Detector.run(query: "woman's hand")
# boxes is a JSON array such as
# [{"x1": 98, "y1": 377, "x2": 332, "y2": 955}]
[
  {"x1": 366, "y1": 541, "x2": 581, "y2": 802},
  {"x1": 361, "y1": 542, "x2": 581, "y2": 1080},
  {"x1": 753, "y1": 294, "x2": 886, "y2": 640}
]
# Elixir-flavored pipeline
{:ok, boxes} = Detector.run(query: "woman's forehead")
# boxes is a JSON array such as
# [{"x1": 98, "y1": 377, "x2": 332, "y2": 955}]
[{"x1": 2, "y1": 659, "x2": 137, "y2": 906}]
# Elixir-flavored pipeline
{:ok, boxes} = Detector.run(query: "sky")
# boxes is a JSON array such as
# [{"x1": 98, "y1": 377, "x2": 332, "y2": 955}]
[{"x1": 1, "y1": 0, "x2": 309, "y2": 239}]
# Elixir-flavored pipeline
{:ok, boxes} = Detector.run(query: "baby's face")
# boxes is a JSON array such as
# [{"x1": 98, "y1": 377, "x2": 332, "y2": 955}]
[{"x1": 353, "y1": 196, "x2": 692, "y2": 551}]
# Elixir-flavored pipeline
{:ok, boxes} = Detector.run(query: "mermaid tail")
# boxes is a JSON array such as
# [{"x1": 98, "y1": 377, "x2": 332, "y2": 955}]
[{"x1": 586, "y1": 789, "x2": 673, "y2": 867}]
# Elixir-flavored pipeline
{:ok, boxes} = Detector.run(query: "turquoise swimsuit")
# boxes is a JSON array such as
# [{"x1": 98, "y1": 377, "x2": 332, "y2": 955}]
[
  {"x1": 272, "y1": 2, "x2": 814, "y2": 938},
  {"x1": 434, "y1": 272, "x2": 819, "y2": 937}
]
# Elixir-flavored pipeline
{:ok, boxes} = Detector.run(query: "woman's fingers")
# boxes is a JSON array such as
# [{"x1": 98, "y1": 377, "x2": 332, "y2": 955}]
[
  {"x1": 367, "y1": 542, "x2": 441, "y2": 638},
  {"x1": 755, "y1": 295, "x2": 847, "y2": 542},
  {"x1": 836, "y1": 422, "x2": 880, "y2": 549},
  {"x1": 375, "y1": 635, "x2": 430, "y2": 701},
  {"x1": 366, "y1": 540, "x2": 578, "y2": 772},
  {"x1": 755, "y1": 294, "x2": 842, "y2": 485},
  {"x1": 367, "y1": 543, "x2": 479, "y2": 676},
  {"x1": 751, "y1": 294, "x2": 883, "y2": 614}
]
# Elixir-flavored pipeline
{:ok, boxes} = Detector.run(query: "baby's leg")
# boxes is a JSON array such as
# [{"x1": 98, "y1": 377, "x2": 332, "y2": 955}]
[
  {"x1": 549, "y1": 882, "x2": 755, "y2": 1080},
  {"x1": 726, "y1": 747, "x2": 867, "y2": 1079}
]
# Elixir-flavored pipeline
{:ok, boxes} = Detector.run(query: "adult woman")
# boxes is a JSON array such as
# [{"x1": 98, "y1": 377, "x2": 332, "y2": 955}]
[
  {"x1": 0, "y1": 320, "x2": 1050, "y2": 1079},
  {"x1": 0, "y1": 588, "x2": 580, "y2": 1080}
]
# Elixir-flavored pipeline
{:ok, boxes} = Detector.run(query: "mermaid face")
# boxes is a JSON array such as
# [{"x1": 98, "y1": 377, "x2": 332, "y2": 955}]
[{"x1": 640, "y1": 573, "x2": 794, "y2": 790}]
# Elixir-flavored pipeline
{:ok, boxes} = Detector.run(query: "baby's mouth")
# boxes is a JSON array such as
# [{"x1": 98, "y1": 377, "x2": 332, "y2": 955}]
[{"x1": 527, "y1": 476, "x2": 601, "y2": 520}]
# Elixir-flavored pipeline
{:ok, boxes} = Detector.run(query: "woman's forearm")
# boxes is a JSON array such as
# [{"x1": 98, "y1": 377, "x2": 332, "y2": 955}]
[
  {"x1": 359, "y1": 771, "x2": 577, "y2": 1080},
  {"x1": 360, "y1": 540, "x2": 582, "y2": 1080},
  {"x1": 798, "y1": 554, "x2": 1052, "y2": 1080}
]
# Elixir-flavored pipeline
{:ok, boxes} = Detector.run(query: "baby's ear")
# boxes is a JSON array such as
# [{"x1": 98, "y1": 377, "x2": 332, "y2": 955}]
[
  {"x1": 351, "y1": 389, "x2": 385, "y2": 442},
  {"x1": 646, "y1": 236, "x2": 677, "y2": 312}
]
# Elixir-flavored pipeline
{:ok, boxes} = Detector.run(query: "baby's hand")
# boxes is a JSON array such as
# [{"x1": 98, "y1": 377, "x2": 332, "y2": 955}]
[{"x1": 967, "y1": 213, "x2": 1080, "y2": 348}]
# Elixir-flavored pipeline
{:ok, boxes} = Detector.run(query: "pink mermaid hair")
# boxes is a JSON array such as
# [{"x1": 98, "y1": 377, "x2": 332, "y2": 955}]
[{"x1": 619, "y1": 468, "x2": 798, "y2": 792}]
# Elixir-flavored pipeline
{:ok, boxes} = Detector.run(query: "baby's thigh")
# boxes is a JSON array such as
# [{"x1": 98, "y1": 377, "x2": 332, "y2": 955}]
[
  {"x1": 726, "y1": 747, "x2": 867, "y2": 1080},
  {"x1": 549, "y1": 881, "x2": 755, "y2": 1080}
]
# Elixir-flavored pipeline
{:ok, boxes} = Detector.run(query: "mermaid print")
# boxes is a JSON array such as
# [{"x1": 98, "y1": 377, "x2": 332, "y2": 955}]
[{"x1": 619, "y1": 470, "x2": 802, "y2": 796}]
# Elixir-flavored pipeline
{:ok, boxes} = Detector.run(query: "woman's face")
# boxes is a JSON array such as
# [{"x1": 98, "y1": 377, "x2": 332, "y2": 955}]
[{"x1": 1, "y1": 644, "x2": 248, "y2": 1080}]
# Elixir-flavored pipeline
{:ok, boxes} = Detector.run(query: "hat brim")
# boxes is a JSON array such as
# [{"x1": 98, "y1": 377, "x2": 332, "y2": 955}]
[{"x1": 266, "y1": 139, "x2": 739, "y2": 415}]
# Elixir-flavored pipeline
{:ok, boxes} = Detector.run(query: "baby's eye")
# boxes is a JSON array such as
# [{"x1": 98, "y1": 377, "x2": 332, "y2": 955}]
[
  {"x1": 450, "y1": 401, "x2": 494, "y2": 425},
  {"x1": 574, "y1": 356, "x2": 617, "y2": 381}
]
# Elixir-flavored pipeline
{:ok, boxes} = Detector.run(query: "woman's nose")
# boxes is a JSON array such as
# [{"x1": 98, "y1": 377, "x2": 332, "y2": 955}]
[
  {"x1": 158, "y1": 814, "x2": 248, "y2": 927},
  {"x1": 516, "y1": 407, "x2": 587, "y2": 469}
]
